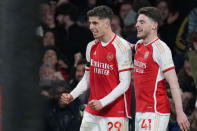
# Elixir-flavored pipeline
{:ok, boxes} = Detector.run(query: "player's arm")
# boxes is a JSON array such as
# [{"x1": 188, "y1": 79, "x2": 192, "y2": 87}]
[
  {"x1": 101, "y1": 40, "x2": 133, "y2": 108},
  {"x1": 101, "y1": 40, "x2": 133, "y2": 106},
  {"x1": 60, "y1": 70, "x2": 90, "y2": 104},
  {"x1": 71, "y1": 71, "x2": 90, "y2": 99},
  {"x1": 60, "y1": 41, "x2": 94, "y2": 104},
  {"x1": 101, "y1": 70, "x2": 131, "y2": 106},
  {"x1": 164, "y1": 70, "x2": 190, "y2": 131},
  {"x1": 153, "y1": 43, "x2": 190, "y2": 131}
]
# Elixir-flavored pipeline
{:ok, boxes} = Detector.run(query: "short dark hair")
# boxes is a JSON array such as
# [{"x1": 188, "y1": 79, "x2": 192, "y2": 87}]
[
  {"x1": 87, "y1": 5, "x2": 114, "y2": 20},
  {"x1": 137, "y1": 7, "x2": 162, "y2": 27}
]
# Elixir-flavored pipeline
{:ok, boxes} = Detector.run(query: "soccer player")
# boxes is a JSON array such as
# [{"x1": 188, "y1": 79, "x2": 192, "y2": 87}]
[
  {"x1": 60, "y1": 5, "x2": 133, "y2": 131},
  {"x1": 134, "y1": 7, "x2": 190, "y2": 131}
]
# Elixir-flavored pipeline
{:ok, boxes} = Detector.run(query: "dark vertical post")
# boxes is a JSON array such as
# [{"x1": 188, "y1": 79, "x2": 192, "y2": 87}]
[{"x1": 1, "y1": 0, "x2": 45, "y2": 130}]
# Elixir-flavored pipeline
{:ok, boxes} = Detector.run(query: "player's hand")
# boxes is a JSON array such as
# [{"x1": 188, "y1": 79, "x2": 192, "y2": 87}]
[
  {"x1": 89, "y1": 100, "x2": 103, "y2": 110},
  {"x1": 60, "y1": 93, "x2": 73, "y2": 104},
  {"x1": 176, "y1": 111, "x2": 190, "y2": 131}
]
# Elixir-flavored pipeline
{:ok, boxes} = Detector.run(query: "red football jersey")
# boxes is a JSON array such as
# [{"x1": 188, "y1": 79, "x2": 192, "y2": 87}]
[
  {"x1": 134, "y1": 38, "x2": 174, "y2": 114},
  {"x1": 85, "y1": 34, "x2": 133, "y2": 117}
]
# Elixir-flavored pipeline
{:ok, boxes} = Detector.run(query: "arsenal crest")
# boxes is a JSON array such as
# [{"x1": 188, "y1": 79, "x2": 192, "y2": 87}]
[{"x1": 107, "y1": 52, "x2": 114, "y2": 61}]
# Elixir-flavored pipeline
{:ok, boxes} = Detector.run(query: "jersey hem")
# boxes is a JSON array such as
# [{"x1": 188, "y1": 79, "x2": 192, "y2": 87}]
[
  {"x1": 136, "y1": 111, "x2": 170, "y2": 115},
  {"x1": 86, "y1": 111, "x2": 131, "y2": 118},
  {"x1": 86, "y1": 109, "x2": 131, "y2": 117}
]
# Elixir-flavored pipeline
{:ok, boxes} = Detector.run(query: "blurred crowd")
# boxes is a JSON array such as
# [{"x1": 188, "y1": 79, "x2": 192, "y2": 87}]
[{"x1": 36, "y1": 0, "x2": 197, "y2": 130}]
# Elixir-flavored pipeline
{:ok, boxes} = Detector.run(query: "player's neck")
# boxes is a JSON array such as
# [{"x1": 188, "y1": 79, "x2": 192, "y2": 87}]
[
  {"x1": 143, "y1": 33, "x2": 158, "y2": 45},
  {"x1": 100, "y1": 30, "x2": 115, "y2": 43}
]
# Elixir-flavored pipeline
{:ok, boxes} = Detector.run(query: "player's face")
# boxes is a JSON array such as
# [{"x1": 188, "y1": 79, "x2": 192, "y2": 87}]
[
  {"x1": 89, "y1": 16, "x2": 108, "y2": 39},
  {"x1": 135, "y1": 14, "x2": 155, "y2": 39}
]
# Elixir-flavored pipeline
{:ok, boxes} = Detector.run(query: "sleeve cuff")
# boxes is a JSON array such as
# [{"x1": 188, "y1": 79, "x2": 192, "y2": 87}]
[
  {"x1": 162, "y1": 66, "x2": 175, "y2": 73},
  {"x1": 85, "y1": 68, "x2": 90, "y2": 71},
  {"x1": 99, "y1": 99, "x2": 107, "y2": 107}
]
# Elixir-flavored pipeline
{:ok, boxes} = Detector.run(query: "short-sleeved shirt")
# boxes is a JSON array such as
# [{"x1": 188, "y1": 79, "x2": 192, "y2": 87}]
[
  {"x1": 134, "y1": 38, "x2": 174, "y2": 114},
  {"x1": 85, "y1": 34, "x2": 133, "y2": 117}
]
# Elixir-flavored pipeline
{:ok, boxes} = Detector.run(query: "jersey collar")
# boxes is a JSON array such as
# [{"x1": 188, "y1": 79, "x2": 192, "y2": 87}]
[
  {"x1": 101, "y1": 34, "x2": 117, "y2": 47},
  {"x1": 143, "y1": 37, "x2": 159, "y2": 46}
]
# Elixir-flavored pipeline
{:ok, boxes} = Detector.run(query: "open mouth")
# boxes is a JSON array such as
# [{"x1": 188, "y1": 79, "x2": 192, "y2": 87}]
[
  {"x1": 137, "y1": 29, "x2": 143, "y2": 34},
  {"x1": 92, "y1": 30, "x2": 98, "y2": 33}
]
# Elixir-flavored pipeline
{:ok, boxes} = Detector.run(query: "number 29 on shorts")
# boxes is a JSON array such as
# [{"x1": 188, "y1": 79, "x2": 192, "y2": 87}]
[{"x1": 108, "y1": 121, "x2": 122, "y2": 131}]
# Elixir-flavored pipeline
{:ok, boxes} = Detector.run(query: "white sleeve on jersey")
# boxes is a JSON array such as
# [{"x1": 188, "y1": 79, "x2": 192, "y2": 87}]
[
  {"x1": 70, "y1": 71, "x2": 90, "y2": 99},
  {"x1": 86, "y1": 43, "x2": 91, "y2": 63},
  {"x1": 70, "y1": 41, "x2": 95, "y2": 99},
  {"x1": 86, "y1": 40, "x2": 96, "y2": 62},
  {"x1": 114, "y1": 38, "x2": 133, "y2": 71},
  {"x1": 86, "y1": 40, "x2": 96, "y2": 69},
  {"x1": 99, "y1": 38, "x2": 132, "y2": 107},
  {"x1": 152, "y1": 41, "x2": 175, "y2": 72},
  {"x1": 100, "y1": 70, "x2": 131, "y2": 107}
]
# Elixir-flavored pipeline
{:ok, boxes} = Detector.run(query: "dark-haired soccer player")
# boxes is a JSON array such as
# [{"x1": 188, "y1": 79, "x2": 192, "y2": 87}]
[
  {"x1": 134, "y1": 7, "x2": 190, "y2": 131},
  {"x1": 60, "y1": 5, "x2": 133, "y2": 131}
]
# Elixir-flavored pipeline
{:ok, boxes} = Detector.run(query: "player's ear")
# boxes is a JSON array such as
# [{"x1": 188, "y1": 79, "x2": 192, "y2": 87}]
[
  {"x1": 152, "y1": 22, "x2": 158, "y2": 30},
  {"x1": 105, "y1": 19, "x2": 110, "y2": 28}
]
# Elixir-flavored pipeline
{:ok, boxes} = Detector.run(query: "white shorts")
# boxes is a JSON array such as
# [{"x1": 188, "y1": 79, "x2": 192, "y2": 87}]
[
  {"x1": 80, "y1": 111, "x2": 129, "y2": 131},
  {"x1": 135, "y1": 112, "x2": 170, "y2": 131}
]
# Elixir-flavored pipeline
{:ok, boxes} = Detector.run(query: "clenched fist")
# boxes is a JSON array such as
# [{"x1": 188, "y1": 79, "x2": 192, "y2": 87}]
[
  {"x1": 60, "y1": 93, "x2": 73, "y2": 104},
  {"x1": 89, "y1": 100, "x2": 103, "y2": 110}
]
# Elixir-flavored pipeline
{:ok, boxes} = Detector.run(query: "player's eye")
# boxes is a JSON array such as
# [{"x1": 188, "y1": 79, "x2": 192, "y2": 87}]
[
  {"x1": 92, "y1": 22, "x2": 98, "y2": 25},
  {"x1": 140, "y1": 21, "x2": 144, "y2": 24}
]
